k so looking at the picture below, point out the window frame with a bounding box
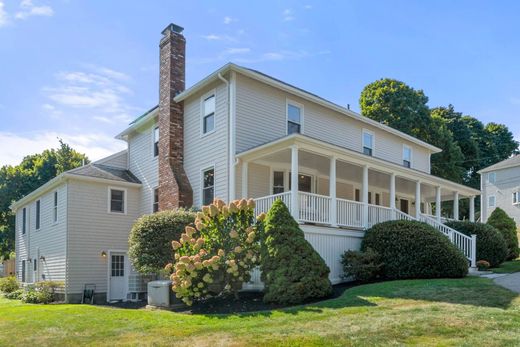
[35,199,41,230]
[107,187,127,214]
[153,187,159,213]
[153,126,159,158]
[286,99,304,135]
[200,91,216,137]
[53,191,58,223]
[513,191,520,206]
[272,171,285,195]
[362,129,374,156]
[201,166,215,206]
[488,195,496,208]
[403,144,412,168]
[488,172,496,184]
[22,207,27,235]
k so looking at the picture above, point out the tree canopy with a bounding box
[0,140,89,260]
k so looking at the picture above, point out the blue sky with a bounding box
[1,0,519,165]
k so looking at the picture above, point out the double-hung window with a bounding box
[35,200,41,230]
[109,188,126,213]
[202,94,215,134]
[287,102,302,134]
[273,171,285,194]
[403,145,412,168]
[488,172,496,184]
[362,130,374,156]
[202,168,215,206]
[53,191,58,223]
[489,195,496,208]
[22,207,27,235]
[153,127,159,157]
[513,191,520,205]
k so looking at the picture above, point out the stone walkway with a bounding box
[493,272,520,294]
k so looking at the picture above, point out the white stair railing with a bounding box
[419,214,476,267]
[368,205,393,227]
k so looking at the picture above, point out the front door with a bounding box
[400,199,409,214]
[109,253,126,301]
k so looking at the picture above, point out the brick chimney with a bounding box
[158,23,193,210]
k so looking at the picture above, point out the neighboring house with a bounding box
[11,23,480,302]
[479,155,520,223]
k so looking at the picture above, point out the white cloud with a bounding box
[223,16,235,24]
[282,9,295,21]
[201,33,238,43]
[304,5,313,10]
[0,131,125,166]
[233,49,330,64]
[225,47,251,54]
[15,0,53,20]
[0,1,8,27]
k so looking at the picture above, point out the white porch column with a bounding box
[435,186,442,222]
[241,161,248,198]
[290,145,299,220]
[362,165,369,228]
[415,181,421,218]
[453,192,459,220]
[469,196,475,222]
[390,173,396,219]
[329,156,337,227]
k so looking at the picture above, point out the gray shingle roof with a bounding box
[480,155,520,173]
[67,164,141,184]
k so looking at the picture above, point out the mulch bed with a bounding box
[102,281,360,314]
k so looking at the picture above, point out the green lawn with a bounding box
[491,259,520,273]
[1,277,520,346]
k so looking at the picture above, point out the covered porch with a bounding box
[234,135,480,266]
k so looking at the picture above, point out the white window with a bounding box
[403,145,412,168]
[153,188,159,213]
[513,191,520,205]
[273,171,285,194]
[153,127,159,157]
[53,191,58,223]
[202,94,215,134]
[35,200,41,230]
[488,195,496,208]
[362,130,374,156]
[202,167,215,206]
[22,207,27,235]
[287,101,302,134]
[109,188,126,213]
[488,172,496,184]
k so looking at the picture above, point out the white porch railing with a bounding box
[253,191,476,268]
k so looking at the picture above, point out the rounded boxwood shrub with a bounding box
[362,220,468,279]
[129,209,196,274]
[445,221,508,267]
[260,200,332,305]
[487,208,519,260]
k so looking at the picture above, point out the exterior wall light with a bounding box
[101,251,107,258]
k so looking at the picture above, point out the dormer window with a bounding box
[202,94,215,134]
[403,145,412,168]
[362,130,374,156]
[287,101,302,135]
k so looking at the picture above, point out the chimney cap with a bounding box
[162,23,184,36]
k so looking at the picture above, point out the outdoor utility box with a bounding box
[147,280,171,307]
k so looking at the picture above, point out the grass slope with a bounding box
[491,259,520,273]
[1,277,520,346]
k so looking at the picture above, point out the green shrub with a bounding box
[129,209,196,274]
[341,248,383,282]
[171,199,262,306]
[446,221,508,267]
[260,200,332,305]
[362,220,468,279]
[487,208,519,260]
[0,276,19,293]
[21,288,53,304]
[4,289,24,300]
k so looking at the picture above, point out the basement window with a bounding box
[202,94,215,134]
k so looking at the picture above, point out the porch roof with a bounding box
[236,134,480,197]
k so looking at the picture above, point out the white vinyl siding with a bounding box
[128,120,158,214]
[184,80,228,207]
[66,180,140,296]
[481,166,520,223]
[94,150,128,169]
[235,74,432,173]
[15,184,68,284]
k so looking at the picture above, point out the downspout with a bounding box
[218,72,237,202]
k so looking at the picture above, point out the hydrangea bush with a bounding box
[168,198,264,306]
